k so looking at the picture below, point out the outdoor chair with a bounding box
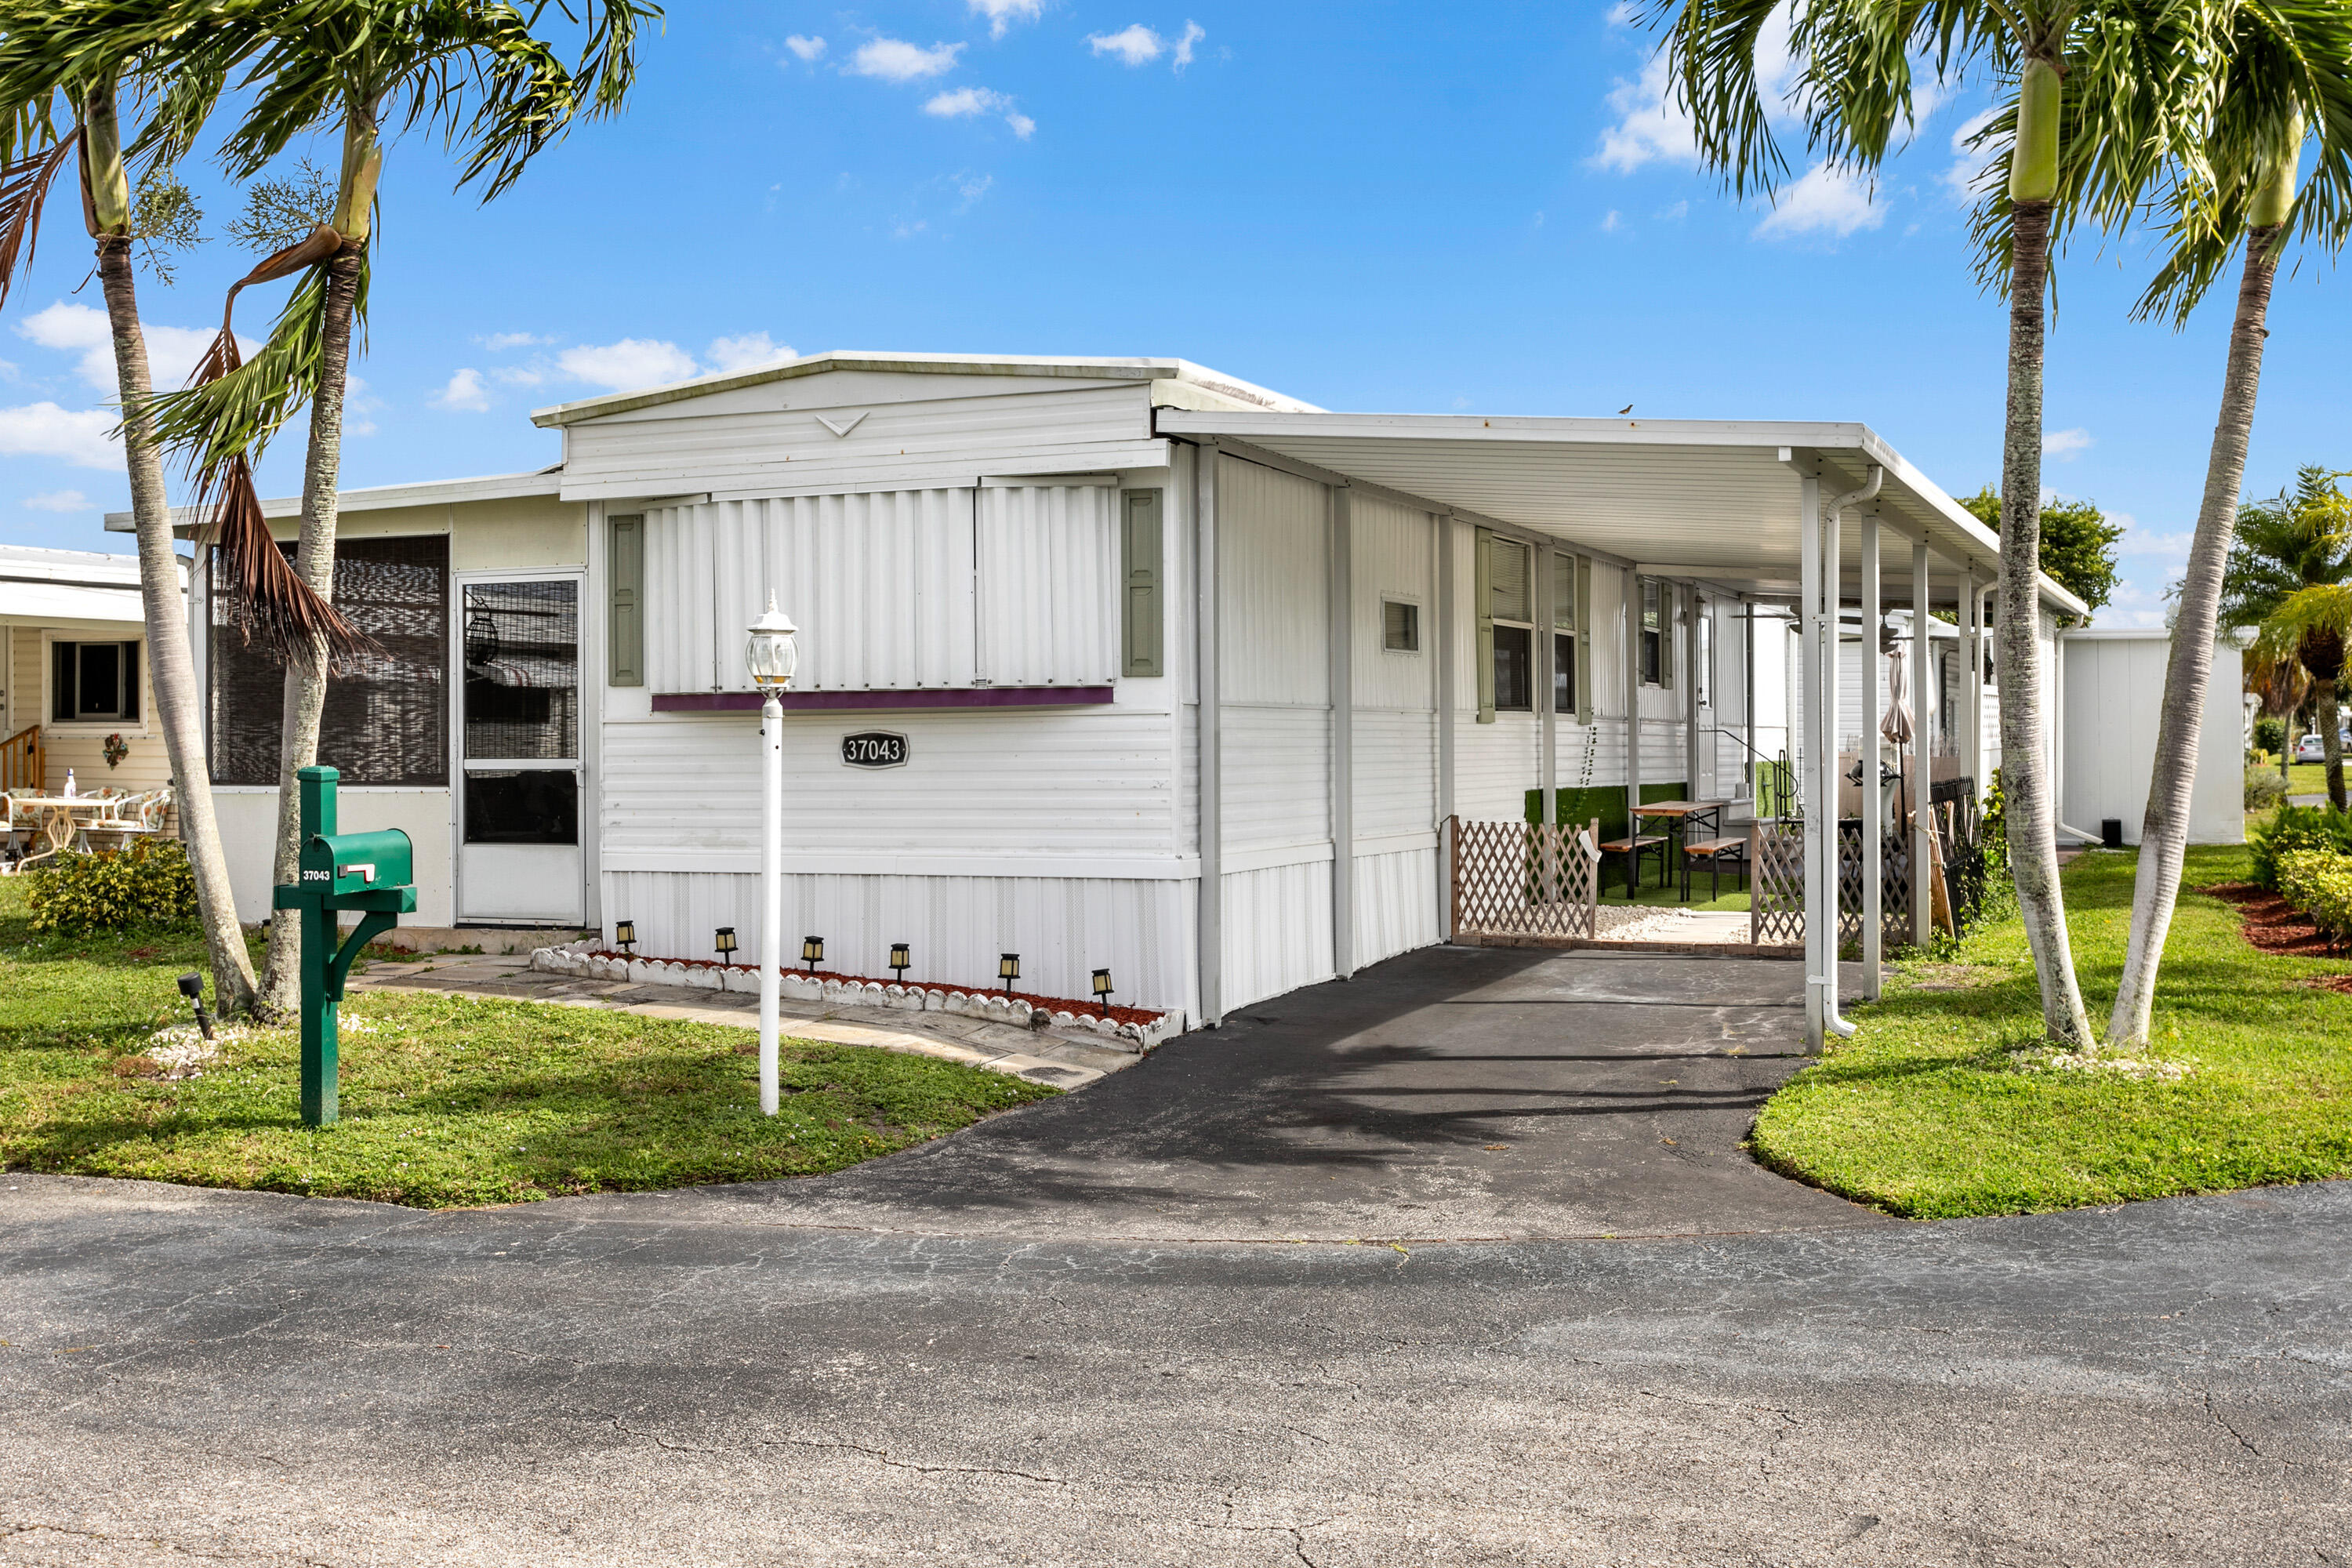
[1597,831,1668,898]
[1681,836,1749,902]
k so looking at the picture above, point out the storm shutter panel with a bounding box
[608,514,644,687]
[1575,554,1593,726]
[1120,488,1163,677]
[1474,528,1496,724]
[1661,583,1675,690]
[50,641,70,722]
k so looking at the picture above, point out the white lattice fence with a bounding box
[1450,817,1602,941]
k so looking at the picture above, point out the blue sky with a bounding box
[5,1,2346,628]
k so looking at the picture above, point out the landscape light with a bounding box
[998,953,1020,995]
[801,935,825,975]
[889,942,912,982]
[614,919,637,954]
[714,926,739,960]
[1091,968,1113,1008]
[176,972,214,1041]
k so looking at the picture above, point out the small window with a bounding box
[1121,489,1163,677]
[51,639,140,724]
[1488,538,1531,623]
[1383,599,1421,652]
[1554,631,1575,713]
[1696,602,1712,707]
[1552,552,1577,632]
[1639,579,1663,686]
[1494,626,1533,710]
[608,514,644,687]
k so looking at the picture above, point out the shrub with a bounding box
[2255,714,2288,757]
[21,840,198,935]
[2246,765,2288,812]
[2249,804,2352,890]
[2276,848,2352,943]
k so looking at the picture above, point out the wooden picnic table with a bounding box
[10,797,133,866]
[1632,800,1733,897]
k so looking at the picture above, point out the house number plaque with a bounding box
[840,731,909,769]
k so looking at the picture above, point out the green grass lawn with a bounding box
[0,880,1055,1207]
[1751,844,2352,1218]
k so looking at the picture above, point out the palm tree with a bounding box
[1653,0,2222,1047]
[2221,469,2352,808]
[0,4,357,1017]
[143,0,655,1011]
[2103,4,2352,1049]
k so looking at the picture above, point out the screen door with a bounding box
[456,575,583,924]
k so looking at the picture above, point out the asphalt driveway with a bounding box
[544,943,1884,1241]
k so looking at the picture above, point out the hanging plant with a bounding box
[102,732,129,769]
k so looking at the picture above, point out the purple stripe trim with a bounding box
[652,685,1115,713]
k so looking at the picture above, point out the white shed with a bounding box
[2059,629,2245,848]
[135,351,2087,1040]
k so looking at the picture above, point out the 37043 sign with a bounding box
[840,731,909,769]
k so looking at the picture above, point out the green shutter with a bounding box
[1474,528,1496,724]
[608,514,644,687]
[1574,554,1592,726]
[1660,583,1675,690]
[1121,489,1163,677]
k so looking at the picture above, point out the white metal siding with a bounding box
[1221,861,1334,1011]
[1352,495,1436,712]
[603,868,1194,1016]
[1355,844,1439,967]
[2060,633,2245,847]
[1355,710,1436,838]
[977,482,1117,685]
[645,502,718,691]
[1457,713,1539,818]
[1218,456,1329,706]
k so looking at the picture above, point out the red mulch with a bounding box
[580,950,1165,1026]
[2201,881,2346,958]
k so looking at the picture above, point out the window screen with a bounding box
[1383,600,1420,652]
[463,579,579,760]
[51,640,140,722]
[1488,538,1530,624]
[1553,553,1577,631]
[210,535,450,786]
[1494,626,1533,710]
[1640,579,1663,685]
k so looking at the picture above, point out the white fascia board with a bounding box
[531,350,1321,430]
[1159,408,2089,620]
[104,466,566,535]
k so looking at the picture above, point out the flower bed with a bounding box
[528,946,1184,1050]
[2274,848,2352,947]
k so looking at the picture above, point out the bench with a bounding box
[1598,833,1668,897]
[1681,836,1748,901]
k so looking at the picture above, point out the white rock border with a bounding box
[528,945,1185,1051]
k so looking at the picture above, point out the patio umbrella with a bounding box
[1881,643,1915,748]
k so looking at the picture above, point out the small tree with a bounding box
[2220,468,2352,808]
[1959,486,2125,625]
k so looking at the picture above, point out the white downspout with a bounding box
[1815,464,1882,1040]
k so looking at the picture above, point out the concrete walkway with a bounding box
[545,943,1883,1242]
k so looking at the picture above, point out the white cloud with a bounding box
[1605,0,1640,23]
[16,301,233,391]
[1600,209,1623,232]
[784,34,826,62]
[1590,56,1696,173]
[1944,106,2002,202]
[706,332,795,374]
[1656,199,1689,220]
[968,0,1041,39]
[850,38,964,82]
[1173,20,1204,69]
[0,402,117,469]
[956,173,994,211]
[2116,528,2196,557]
[2043,426,2093,459]
[1752,162,1882,238]
[1089,24,1164,65]
[493,365,548,387]
[434,368,492,412]
[557,338,699,390]
[479,331,546,350]
[24,489,90,512]
[342,372,379,437]
[924,86,1033,136]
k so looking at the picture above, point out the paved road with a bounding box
[3,948,2347,1565]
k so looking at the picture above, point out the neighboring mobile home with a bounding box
[123,352,2090,1033]
[0,544,176,797]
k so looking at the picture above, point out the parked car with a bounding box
[2296,734,2339,763]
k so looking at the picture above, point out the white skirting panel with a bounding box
[1355,844,1439,969]
[1220,860,1334,1012]
[601,869,1196,1018]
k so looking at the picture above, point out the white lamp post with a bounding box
[745,593,798,1116]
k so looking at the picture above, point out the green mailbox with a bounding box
[271,766,416,1127]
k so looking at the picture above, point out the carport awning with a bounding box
[1152,409,2086,617]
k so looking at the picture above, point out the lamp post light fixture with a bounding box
[614,919,637,955]
[177,972,216,1041]
[747,592,799,1118]
[998,952,1021,996]
[889,943,912,983]
[800,935,824,975]
[1091,968,1114,1011]
[714,926,739,961]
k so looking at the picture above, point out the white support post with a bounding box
[1798,474,1825,1048]
[1820,482,1846,1038]
[1625,564,1643,892]
[1965,571,1984,797]
[1196,442,1222,1027]
[1684,586,1700,797]
[1436,512,1457,938]
[1911,541,1933,946]
[1537,543,1558,836]
[1861,516,1883,1000]
[1330,486,1355,979]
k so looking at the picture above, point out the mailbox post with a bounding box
[271,766,416,1126]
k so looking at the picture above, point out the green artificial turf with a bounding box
[1750,844,2352,1218]
[0,880,1054,1207]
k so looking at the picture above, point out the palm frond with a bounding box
[0,133,72,311]
[194,449,372,665]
